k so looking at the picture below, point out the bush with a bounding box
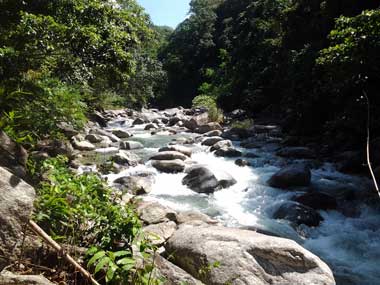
[33,156,161,284]
[0,75,87,143]
[192,94,224,122]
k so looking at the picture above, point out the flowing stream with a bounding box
[97,118,380,285]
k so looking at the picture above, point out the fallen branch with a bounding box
[28,220,100,285]
[364,91,380,198]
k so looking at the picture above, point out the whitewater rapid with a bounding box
[103,120,380,285]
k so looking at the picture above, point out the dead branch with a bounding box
[363,91,380,198]
[28,220,100,285]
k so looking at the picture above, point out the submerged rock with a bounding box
[294,192,337,210]
[235,158,251,167]
[267,164,311,189]
[151,159,185,173]
[165,225,335,285]
[273,201,323,227]
[150,151,187,161]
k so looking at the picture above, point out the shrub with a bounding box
[192,94,224,122]
[33,156,161,284]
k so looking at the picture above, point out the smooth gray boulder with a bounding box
[159,145,192,157]
[113,174,155,195]
[184,113,209,130]
[267,165,311,189]
[150,151,187,161]
[0,167,35,269]
[111,151,141,166]
[176,211,219,226]
[120,140,144,150]
[273,201,323,227]
[201,136,223,146]
[165,225,335,285]
[142,221,177,246]
[151,159,185,173]
[137,201,177,225]
[155,255,205,285]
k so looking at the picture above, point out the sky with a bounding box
[137,0,190,28]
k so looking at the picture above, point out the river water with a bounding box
[101,118,380,285]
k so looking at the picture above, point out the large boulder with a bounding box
[294,192,337,210]
[113,174,155,195]
[120,140,144,150]
[165,225,335,285]
[0,167,35,269]
[0,130,28,178]
[184,113,209,131]
[267,165,311,189]
[195,122,222,134]
[176,211,218,226]
[137,201,177,225]
[276,147,316,159]
[111,151,141,166]
[150,151,187,161]
[155,255,204,285]
[214,147,242,157]
[201,137,223,146]
[142,221,177,246]
[273,201,324,227]
[159,145,192,157]
[204,130,223,137]
[151,159,185,173]
[182,166,236,194]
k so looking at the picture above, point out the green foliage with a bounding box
[192,94,223,122]
[33,156,161,284]
[34,156,140,248]
[230,119,254,130]
[0,75,86,143]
